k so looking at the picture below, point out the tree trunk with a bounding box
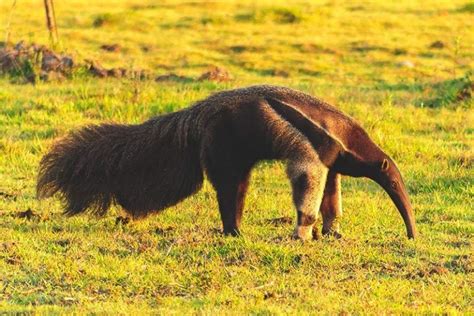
[44,0,59,46]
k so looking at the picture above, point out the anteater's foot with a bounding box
[322,229,342,239]
[223,228,241,237]
[292,225,313,241]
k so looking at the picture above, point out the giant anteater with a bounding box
[37,85,417,240]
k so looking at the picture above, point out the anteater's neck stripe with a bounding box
[268,98,361,159]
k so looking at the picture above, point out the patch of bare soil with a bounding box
[198,66,232,82]
[0,41,151,82]
[2,41,235,84]
[0,41,73,82]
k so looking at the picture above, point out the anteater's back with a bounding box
[37,85,368,219]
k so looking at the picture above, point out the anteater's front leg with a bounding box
[320,171,342,238]
[235,173,251,230]
[287,157,328,241]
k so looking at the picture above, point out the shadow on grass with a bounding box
[376,73,472,108]
[457,2,474,13]
[235,7,303,24]
[419,75,472,108]
[411,174,473,196]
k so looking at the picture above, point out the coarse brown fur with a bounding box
[37,85,417,239]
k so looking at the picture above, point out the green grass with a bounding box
[0,0,473,314]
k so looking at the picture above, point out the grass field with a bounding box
[0,0,473,314]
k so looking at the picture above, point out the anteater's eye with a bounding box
[391,181,398,189]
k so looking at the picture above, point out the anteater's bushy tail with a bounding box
[37,111,204,218]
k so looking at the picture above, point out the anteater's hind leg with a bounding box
[320,171,342,238]
[287,156,328,241]
[208,170,251,236]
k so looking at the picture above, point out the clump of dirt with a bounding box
[1,242,21,265]
[293,43,338,55]
[0,191,17,201]
[155,226,174,235]
[85,59,150,79]
[446,254,473,273]
[235,7,302,24]
[55,239,71,247]
[228,45,250,53]
[392,48,408,55]
[0,41,152,83]
[0,41,73,83]
[155,72,194,83]
[350,41,390,53]
[100,43,121,52]
[348,5,365,11]
[0,242,16,252]
[266,216,292,226]
[415,266,449,278]
[429,40,446,49]
[456,77,473,101]
[265,68,290,78]
[140,44,153,53]
[420,73,472,107]
[157,67,233,83]
[1,41,235,84]
[16,208,39,220]
[269,8,302,24]
[224,45,264,54]
[198,66,232,82]
[86,59,119,78]
[92,13,121,28]
[115,216,130,226]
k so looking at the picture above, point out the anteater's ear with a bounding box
[381,159,390,172]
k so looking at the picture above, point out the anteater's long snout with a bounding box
[382,179,417,239]
[391,188,417,239]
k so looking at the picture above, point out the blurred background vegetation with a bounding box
[0,0,472,314]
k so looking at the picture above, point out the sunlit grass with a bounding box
[0,0,473,314]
